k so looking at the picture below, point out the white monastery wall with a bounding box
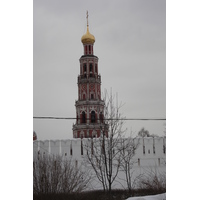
[33,137,166,189]
[33,137,165,167]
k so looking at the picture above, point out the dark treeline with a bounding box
[33,188,166,200]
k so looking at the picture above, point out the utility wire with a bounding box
[33,117,166,120]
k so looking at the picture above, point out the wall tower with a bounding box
[72,12,108,138]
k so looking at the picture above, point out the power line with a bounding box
[33,116,166,120]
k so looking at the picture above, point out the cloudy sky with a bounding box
[33,0,166,140]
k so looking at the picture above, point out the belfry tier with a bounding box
[73,23,108,139]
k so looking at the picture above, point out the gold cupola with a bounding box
[81,11,95,44]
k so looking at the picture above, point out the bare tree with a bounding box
[138,127,159,138]
[137,167,166,192]
[33,154,91,194]
[118,137,141,194]
[138,128,151,137]
[84,90,129,194]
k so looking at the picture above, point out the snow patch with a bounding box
[126,193,166,200]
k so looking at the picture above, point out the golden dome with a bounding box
[81,25,95,44]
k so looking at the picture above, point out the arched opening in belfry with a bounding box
[100,112,103,123]
[82,111,86,123]
[89,64,93,77]
[83,64,87,77]
[91,111,95,123]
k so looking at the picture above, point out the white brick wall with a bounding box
[33,136,166,190]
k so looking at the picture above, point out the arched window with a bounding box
[84,64,87,71]
[90,64,93,72]
[95,64,97,73]
[82,111,86,123]
[91,111,95,123]
[100,112,103,123]
[81,140,83,155]
[91,94,94,99]
[83,64,87,77]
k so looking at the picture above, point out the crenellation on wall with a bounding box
[60,140,69,156]
[134,137,143,157]
[38,140,49,156]
[34,137,165,167]
[50,140,60,155]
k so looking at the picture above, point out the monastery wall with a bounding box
[33,137,165,167]
[33,137,166,190]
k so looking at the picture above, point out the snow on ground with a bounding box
[126,193,166,200]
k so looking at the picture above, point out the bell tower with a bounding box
[72,11,108,138]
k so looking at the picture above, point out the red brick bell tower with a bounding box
[72,12,108,138]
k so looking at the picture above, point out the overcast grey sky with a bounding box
[33,0,166,140]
